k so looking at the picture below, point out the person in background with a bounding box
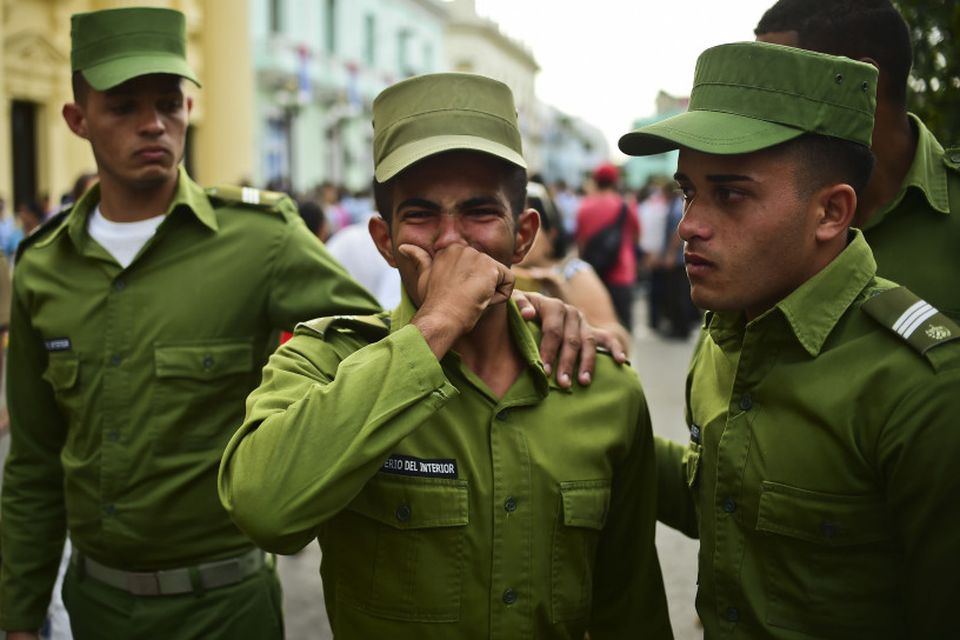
[551,178,580,236]
[575,163,640,330]
[515,181,631,352]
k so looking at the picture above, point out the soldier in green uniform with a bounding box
[620,41,960,638]
[0,7,384,639]
[756,0,960,320]
[219,72,673,639]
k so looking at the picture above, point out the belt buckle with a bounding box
[126,571,162,596]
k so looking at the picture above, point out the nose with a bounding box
[677,200,710,243]
[138,107,165,136]
[433,213,467,251]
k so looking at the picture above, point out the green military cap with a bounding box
[619,41,877,156]
[372,72,526,183]
[71,7,200,91]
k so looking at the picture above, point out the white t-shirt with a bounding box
[88,206,165,268]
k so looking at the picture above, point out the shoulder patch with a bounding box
[294,314,391,340]
[205,185,288,211]
[862,286,960,355]
[15,207,70,261]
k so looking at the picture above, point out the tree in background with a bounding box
[893,0,960,144]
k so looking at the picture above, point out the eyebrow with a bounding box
[395,195,505,212]
[673,171,754,183]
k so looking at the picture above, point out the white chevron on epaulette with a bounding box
[892,300,939,339]
[241,187,261,205]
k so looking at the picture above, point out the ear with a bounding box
[511,208,541,265]
[813,183,857,243]
[368,215,398,267]
[186,94,194,116]
[62,102,88,139]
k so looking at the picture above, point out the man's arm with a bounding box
[0,282,68,633]
[588,388,673,639]
[879,369,960,638]
[219,244,509,553]
[655,436,698,537]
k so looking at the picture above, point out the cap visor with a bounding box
[82,55,200,91]
[619,111,803,157]
[375,135,526,183]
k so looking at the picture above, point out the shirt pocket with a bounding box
[151,339,255,450]
[755,481,902,638]
[551,480,611,623]
[42,353,82,418]
[330,475,470,623]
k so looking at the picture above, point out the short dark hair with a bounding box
[755,0,912,106]
[71,71,89,104]
[527,185,570,259]
[778,133,875,198]
[373,152,528,225]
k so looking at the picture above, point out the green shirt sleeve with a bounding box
[655,435,698,538]
[266,207,381,329]
[589,400,673,639]
[218,324,458,553]
[0,280,69,631]
[876,368,960,637]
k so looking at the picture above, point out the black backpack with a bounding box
[580,202,628,277]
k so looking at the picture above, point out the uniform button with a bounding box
[110,354,122,366]
[104,504,116,516]
[722,497,737,513]
[113,279,126,291]
[504,496,517,513]
[738,394,753,411]
[107,430,120,442]
[495,410,508,422]
[395,504,411,523]
[502,588,518,605]
[725,606,740,622]
[202,354,215,370]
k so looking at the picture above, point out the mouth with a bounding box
[134,147,171,162]
[684,252,715,277]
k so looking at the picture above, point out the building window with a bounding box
[364,14,376,65]
[397,29,411,76]
[269,0,283,34]
[324,0,337,55]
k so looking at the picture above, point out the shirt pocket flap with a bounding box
[347,476,469,530]
[42,355,79,390]
[757,481,891,546]
[154,341,254,381]
[560,481,611,530]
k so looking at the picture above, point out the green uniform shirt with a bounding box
[0,169,380,630]
[219,295,672,639]
[861,114,960,319]
[657,231,960,639]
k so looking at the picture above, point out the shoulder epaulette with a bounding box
[15,207,70,261]
[294,314,391,340]
[205,185,288,211]
[862,286,960,357]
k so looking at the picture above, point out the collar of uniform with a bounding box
[868,114,951,228]
[770,230,876,356]
[57,167,218,250]
[389,287,552,395]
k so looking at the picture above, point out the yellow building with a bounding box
[0,0,255,212]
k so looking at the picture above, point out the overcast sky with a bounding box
[473,0,781,160]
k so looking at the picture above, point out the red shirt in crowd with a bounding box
[575,191,640,286]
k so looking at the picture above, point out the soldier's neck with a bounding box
[853,104,916,228]
[454,304,523,399]
[96,173,178,222]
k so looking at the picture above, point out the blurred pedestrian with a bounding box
[0,7,381,639]
[551,178,580,235]
[575,163,640,330]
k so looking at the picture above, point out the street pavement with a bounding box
[276,294,703,639]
